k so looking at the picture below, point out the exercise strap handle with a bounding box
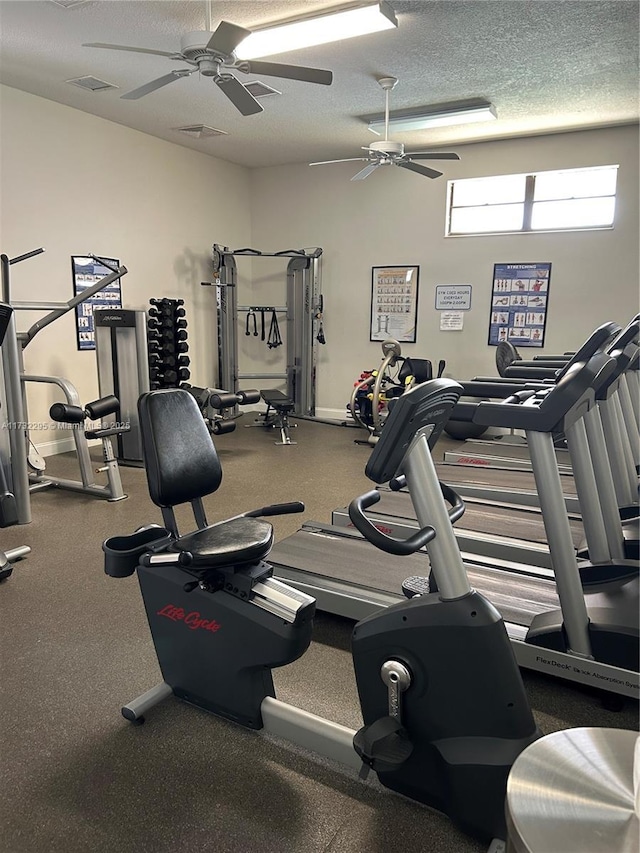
[267,310,282,348]
[245,310,258,336]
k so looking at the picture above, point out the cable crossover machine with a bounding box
[204,245,325,444]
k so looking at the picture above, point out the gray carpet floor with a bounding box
[1,416,637,853]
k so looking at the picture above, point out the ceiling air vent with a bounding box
[244,81,281,98]
[66,76,118,92]
[50,0,90,8]
[174,125,228,139]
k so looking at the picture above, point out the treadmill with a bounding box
[270,339,639,700]
[331,319,639,572]
[445,317,639,517]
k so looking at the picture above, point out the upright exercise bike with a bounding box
[103,381,540,846]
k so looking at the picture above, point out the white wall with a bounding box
[249,125,639,417]
[0,84,251,452]
[2,85,638,434]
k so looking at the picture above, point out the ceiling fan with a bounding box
[310,77,460,180]
[83,2,332,116]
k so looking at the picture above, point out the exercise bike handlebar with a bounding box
[389,475,466,525]
[243,501,305,518]
[349,490,437,556]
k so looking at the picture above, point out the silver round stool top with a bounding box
[506,727,639,853]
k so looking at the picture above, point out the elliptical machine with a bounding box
[103,381,540,846]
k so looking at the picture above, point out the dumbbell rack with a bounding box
[147,299,191,390]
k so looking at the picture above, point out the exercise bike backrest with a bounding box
[136,389,304,548]
[398,357,433,385]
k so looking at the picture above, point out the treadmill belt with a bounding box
[269,530,560,627]
[269,528,431,593]
[433,460,576,496]
[371,489,585,548]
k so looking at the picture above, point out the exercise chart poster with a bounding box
[488,262,551,348]
[370,265,419,343]
[71,256,122,351]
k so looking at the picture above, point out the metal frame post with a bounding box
[563,419,611,564]
[526,430,593,659]
[1,253,37,523]
[403,433,472,601]
[582,406,627,561]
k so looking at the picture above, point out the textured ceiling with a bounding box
[0,0,638,168]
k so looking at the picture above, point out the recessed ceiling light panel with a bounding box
[236,2,397,59]
[367,101,497,134]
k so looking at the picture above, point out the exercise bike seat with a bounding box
[138,389,275,572]
[168,518,274,569]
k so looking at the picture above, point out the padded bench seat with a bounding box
[256,389,297,445]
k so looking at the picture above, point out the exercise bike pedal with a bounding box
[353,716,414,773]
[401,575,432,598]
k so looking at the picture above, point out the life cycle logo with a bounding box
[157,604,222,634]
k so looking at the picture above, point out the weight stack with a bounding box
[147,298,191,390]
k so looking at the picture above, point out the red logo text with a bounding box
[157,604,221,633]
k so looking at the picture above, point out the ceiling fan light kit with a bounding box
[235,2,398,60]
[367,101,497,134]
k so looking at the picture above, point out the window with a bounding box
[446,165,618,236]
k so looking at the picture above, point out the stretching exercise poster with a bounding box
[488,262,551,347]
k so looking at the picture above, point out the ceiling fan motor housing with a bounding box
[370,139,404,156]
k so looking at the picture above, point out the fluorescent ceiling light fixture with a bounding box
[236,2,397,60]
[368,102,497,135]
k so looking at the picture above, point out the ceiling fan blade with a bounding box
[121,70,193,100]
[215,74,263,115]
[83,42,180,58]
[406,152,461,160]
[397,160,443,179]
[351,163,381,181]
[206,21,252,55]
[310,158,370,166]
[240,60,332,86]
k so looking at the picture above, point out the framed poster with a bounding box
[488,262,551,348]
[71,255,123,351]
[370,265,419,343]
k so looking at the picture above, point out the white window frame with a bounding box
[445,165,619,237]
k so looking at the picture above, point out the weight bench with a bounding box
[257,390,297,446]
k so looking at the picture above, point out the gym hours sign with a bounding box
[488,262,551,347]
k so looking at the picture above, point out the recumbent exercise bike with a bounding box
[103,380,540,847]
